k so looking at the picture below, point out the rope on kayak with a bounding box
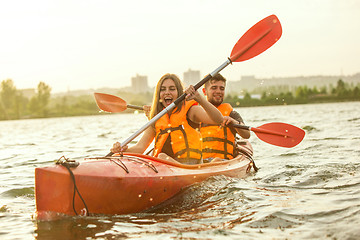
[236,147,258,173]
[239,150,258,173]
[126,156,158,173]
[88,156,158,173]
[56,156,89,216]
[235,140,258,173]
[145,148,154,155]
[110,158,129,173]
[247,158,258,173]
[87,157,130,173]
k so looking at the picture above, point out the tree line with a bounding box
[225,79,360,107]
[0,79,98,120]
[1,78,359,121]
[1,79,52,120]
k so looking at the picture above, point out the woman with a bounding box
[110,73,223,164]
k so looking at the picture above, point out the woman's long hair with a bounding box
[149,73,185,119]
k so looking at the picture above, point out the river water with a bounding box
[1,102,359,240]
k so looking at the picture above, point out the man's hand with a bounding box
[221,116,239,127]
[221,116,250,139]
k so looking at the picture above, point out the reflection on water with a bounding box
[35,217,119,240]
[1,102,360,239]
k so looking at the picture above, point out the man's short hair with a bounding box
[205,73,226,88]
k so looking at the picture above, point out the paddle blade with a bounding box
[252,122,305,148]
[230,15,282,62]
[94,92,127,113]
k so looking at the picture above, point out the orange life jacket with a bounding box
[200,103,235,160]
[153,100,202,164]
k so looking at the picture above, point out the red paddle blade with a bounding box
[230,15,282,62]
[94,92,127,113]
[251,122,305,148]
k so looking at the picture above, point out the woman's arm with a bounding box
[185,85,223,125]
[111,127,155,153]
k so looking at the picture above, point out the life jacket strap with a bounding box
[158,125,183,135]
[175,148,202,157]
[157,125,202,160]
[202,136,233,145]
[202,148,234,159]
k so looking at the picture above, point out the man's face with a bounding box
[203,80,225,106]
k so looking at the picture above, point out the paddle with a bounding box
[106,14,282,157]
[233,122,305,148]
[94,93,304,147]
[94,92,143,113]
[94,94,304,147]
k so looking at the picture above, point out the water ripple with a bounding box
[1,102,360,239]
[1,187,34,198]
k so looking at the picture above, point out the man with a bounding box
[201,73,250,161]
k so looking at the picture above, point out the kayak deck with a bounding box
[35,142,254,219]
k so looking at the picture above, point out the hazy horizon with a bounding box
[10,70,360,94]
[1,0,359,93]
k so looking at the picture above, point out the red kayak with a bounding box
[35,141,254,220]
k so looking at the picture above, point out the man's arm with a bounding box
[229,110,250,139]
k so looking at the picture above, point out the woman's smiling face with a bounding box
[159,78,178,108]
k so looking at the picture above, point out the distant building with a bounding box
[226,72,360,94]
[241,75,256,81]
[183,69,200,86]
[131,74,149,92]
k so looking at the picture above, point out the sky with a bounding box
[1,0,359,93]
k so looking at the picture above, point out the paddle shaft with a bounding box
[120,60,231,149]
[232,122,305,148]
[127,104,143,111]
[119,27,274,148]
[233,124,288,137]
[105,15,281,156]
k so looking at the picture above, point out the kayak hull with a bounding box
[35,142,253,219]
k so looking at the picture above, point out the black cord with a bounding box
[145,148,154,155]
[62,163,89,216]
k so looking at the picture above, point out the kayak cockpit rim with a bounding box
[85,152,253,170]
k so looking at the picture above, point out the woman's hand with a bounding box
[185,85,200,101]
[143,105,151,119]
[110,141,128,153]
